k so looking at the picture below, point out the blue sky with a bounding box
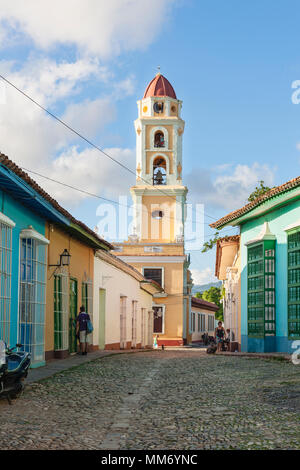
[1,0,300,285]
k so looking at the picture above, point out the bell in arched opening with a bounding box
[154,131,165,148]
[153,156,167,185]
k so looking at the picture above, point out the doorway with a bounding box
[99,288,106,349]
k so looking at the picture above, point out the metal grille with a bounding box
[288,231,300,337]
[132,301,137,347]
[0,222,12,345]
[191,312,195,332]
[247,241,276,338]
[82,280,93,321]
[207,314,215,332]
[143,268,162,286]
[120,296,127,349]
[18,238,47,364]
[148,310,153,347]
[141,308,146,347]
[54,270,69,351]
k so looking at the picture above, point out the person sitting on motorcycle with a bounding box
[215,321,226,352]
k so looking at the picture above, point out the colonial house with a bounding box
[93,250,162,350]
[215,235,241,351]
[190,297,218,343]
[211,176,300,353]
[0,152,112,367]
[113,73,193,346]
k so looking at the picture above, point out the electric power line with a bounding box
[22,166,219,227]
[0,73,218,222]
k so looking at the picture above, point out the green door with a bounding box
[69,278,78,353]
[99,289,106,349]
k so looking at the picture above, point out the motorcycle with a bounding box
[0,343,31,404]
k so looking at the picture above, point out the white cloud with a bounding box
[191,267,217,286]
[185,162,275,211]
[0,0,176,57]
[0,58,135,207]
[34,146,135,206]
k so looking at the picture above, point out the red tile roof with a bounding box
[215,235,240,278]
[191,296,218,312]
[210,176,300,229]
[0,152,113,250]
[143,73,177,99]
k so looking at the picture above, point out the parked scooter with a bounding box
[0,343,31,404]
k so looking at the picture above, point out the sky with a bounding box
[1,0,300,286]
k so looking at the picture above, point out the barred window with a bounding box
[54,270,69,351]
[288,231,300,338]
[247,241,276,338]
[0,215,14,345]
[143,268,163,287]
[207,315,215,331]
[82,280,93,320]
[18,235,48,364]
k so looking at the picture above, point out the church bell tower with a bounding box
[131,72,188,243]
[114,72,192,347]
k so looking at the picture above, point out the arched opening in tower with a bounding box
[153,157,167,185]
[154,131,165,148]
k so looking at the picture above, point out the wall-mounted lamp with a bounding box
[49,249,71,267]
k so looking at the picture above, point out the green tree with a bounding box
[195,286,223,321]
[201,231,220,253]
[248,180,272,202]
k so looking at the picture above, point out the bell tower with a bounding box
[131,72,188,243]
[114,73,192,348]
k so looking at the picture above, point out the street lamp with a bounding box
[49,249,71,267]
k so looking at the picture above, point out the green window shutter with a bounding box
[54,272,69,351]
[247,240,276,338]
[287,231,300,338]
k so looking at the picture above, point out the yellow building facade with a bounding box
[114,73,192,346]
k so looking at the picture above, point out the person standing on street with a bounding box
[76,305,91,355]
[214,321,226,353]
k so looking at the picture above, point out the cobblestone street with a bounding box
[0,350,299,450]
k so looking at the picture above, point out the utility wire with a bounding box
[0,73,218,222]
[22,166,218,226]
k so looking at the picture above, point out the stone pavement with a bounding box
[0,350,299,450]
[27,349,147,383]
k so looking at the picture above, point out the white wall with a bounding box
[93,255,154,349]
[191,309,216,342]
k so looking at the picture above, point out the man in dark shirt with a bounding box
[76,305,91,355]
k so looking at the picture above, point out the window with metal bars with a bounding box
[287,231,300,338]
[82,280,93,320]
[208,315,215,331]
[191,312,195,332]
[18,238,47,364]
[54,271,69,351]
[0,220,13,346]
[143,268,163,287]
[247,240,276,338]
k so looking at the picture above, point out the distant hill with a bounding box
[192,281,222,295]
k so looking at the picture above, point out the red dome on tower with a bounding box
[143,73,177,99]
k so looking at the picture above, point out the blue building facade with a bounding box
[0,156,69,367]
[211,180,300,354]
